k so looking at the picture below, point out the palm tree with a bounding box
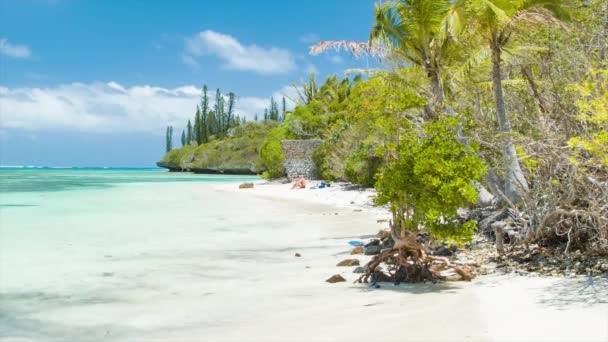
[370,0,454,106]
[453,0,569,202]
[291,73,318,105]
[312,0,457,115]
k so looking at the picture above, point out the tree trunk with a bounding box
[491,44,529,203]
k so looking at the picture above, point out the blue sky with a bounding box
[0,0,377,166]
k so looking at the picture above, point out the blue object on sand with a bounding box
[348,240,364,246]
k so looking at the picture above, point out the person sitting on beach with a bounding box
[291,175,306,189]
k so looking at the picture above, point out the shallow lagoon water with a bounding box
[0,168,377,341]
[0,169,269,340]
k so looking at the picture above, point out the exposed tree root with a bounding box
[355,231,474,284]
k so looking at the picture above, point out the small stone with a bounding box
[354,209,362,212]
[295,253,301,257]
[101,272,114,277]
[336,259,360,266]
[350,201,355,204]
[434,245,453,256]
[239,182,254,189]
[350,246,364,255]
[365,239,380,247]
[326,274,346,283]
[364,245,382,256]
[600,263,608,272]
[353,266,367,274]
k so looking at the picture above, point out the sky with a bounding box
[0,0,377,167]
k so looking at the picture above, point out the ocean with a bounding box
[0,168,265,340]
[0,168,385,341]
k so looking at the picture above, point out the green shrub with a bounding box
[259,124,292,179]
[374,116,487,244]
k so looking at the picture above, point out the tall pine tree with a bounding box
[165,126,173,152]
[200,85,209,143]
[214,88,224,136]
[193,105,202,145]
[186,120,192,144]
[180,130,186,147]
[281,96,287,122]
[226,92,235,129]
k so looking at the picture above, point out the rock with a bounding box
[381,236,394,248]
[295,253,301,257]
[353,266,367,274]
[239,182,254,189]
[434,246,452,256]
[365,239,380,247]
[364,245,382,256]
[377,230,390,239]
[600,263,608,272]
[350,246,364,255]
[101,272,114,277]
[326,274,346,283]
[336,259,360,266]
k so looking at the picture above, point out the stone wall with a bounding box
[280,139,323,181]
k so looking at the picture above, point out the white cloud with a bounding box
[0,82,291,132]
[0,38,31,58]
[184,30,296,75]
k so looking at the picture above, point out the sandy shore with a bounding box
[209,180,608,342]
[3,179,605,341]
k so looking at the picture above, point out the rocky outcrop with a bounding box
[155,161,183,172]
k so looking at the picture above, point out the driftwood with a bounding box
[356,225,473,284]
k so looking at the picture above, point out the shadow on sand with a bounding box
[535,275,608,309]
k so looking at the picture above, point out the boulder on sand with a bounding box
[350,246,364,255]
[336,259,360,266]
[326,274,346,283]
[364,245,382,255]
[239,182,254,189]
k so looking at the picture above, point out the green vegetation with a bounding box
[165,126,173,153]
[160,121,277,173]
[160,0,607,249]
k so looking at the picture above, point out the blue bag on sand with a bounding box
[348,240,364,246]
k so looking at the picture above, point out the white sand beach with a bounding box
[205,180,608,342]
[1,179,606,341]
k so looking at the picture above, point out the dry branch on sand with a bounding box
[356,229,474,284]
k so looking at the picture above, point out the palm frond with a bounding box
[310,40,386,58]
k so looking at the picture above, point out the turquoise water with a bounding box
[0,168,266,340]
[0,167,258,194]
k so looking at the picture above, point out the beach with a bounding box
[1,171,606,341]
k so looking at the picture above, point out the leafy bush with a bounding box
[568,68,608,167]
[259,123,293,179]
[374,116,487,244]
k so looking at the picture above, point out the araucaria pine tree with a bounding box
[193,105,202,145]
[281,96,287,121]
[165,125,173,152]
[200,85,209,143]
[180,130,186,147]
[186,120,192,144]
[226,92,235,128]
